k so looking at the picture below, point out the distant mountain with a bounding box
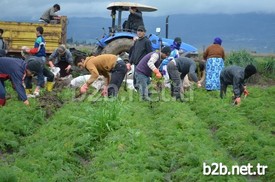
[67,13,275,53]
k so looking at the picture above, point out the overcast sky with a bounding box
[1,0,275,20]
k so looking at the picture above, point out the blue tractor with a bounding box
[91,2,198,56]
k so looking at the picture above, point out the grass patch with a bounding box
[0,83,274,181]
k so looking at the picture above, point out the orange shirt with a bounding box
[83,54,117,85]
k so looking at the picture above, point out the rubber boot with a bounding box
[46,82,54,92]
[0,98,6,106]
[25,89,32,94]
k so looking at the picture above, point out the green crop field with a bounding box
[0,51,274,181]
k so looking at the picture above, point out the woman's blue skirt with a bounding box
[205,57,224,90]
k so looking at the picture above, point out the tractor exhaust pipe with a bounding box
[166,15,169,38]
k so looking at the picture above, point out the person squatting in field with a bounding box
[74,54,127,97]
[21,47,55,97]
[135,46,171,101]
[203,37,225,91]
[0,57,29,106]
[167,56,202,102]
[220,64,257,105]
[48,44,73,78]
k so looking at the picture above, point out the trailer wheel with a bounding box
[102,38,134,55]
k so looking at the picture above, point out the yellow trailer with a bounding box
[0,16,67,56]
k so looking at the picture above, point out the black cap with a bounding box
[161,46,171,56]
[244,64,257,79]
[137,26,146,32]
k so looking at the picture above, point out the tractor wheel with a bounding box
[101,38,134,55]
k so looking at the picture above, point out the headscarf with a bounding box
[213,37,222,45]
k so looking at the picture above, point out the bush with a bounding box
[262,57,275,76]
[226,50,257,67]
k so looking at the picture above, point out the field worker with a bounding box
[135,46,171,101]
[0,28,8,57]
[26,26,46,63]
[40,4,61,24]
[0,57,29,106]
[21,47,54,96]
[48,44,73,78]
[74,54,127,97]
[125,7,144,32]
[220,64,257,106]
[203,37,225,91]
[167,56,202,102]
[128,25,152,89]
[159,37,182,87]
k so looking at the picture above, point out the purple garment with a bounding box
[136,52,161,77]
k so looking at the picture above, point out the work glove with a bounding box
[101,85,108,97]
[234,97,241,106]
[153,69,162,79]
[80,83,88,94]
[244,89,249,97]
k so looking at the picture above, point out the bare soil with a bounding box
[38,91,64,118]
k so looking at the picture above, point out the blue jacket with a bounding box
[0,57,27,101]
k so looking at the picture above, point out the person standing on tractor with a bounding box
[220,64,257,106]
[26,26,46,63]
[0,29,8,57]
[0,57,29,106]
[74,54,127,97]
[21,47,55,97]
[135,46,171,101]
[40,4,61,24]
[48,44,73,78]
[127,26,152,90]
[167,56,202,102]
[125,7,144,32]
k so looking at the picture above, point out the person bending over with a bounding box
[220,64,257,105]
